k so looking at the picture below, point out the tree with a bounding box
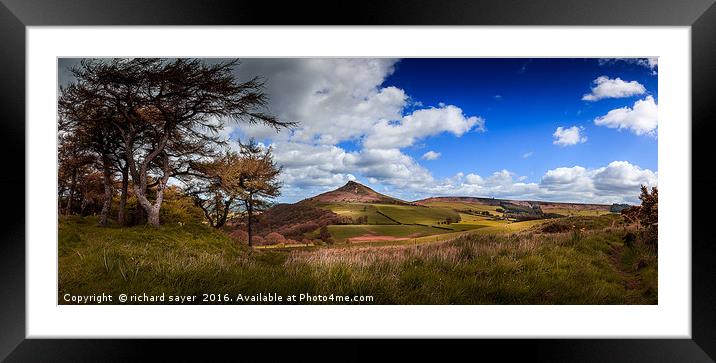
[58,88,123,226]
[184,151,243,228]
[58,133,95,215]
[638,185,658,246]
[235,139,282,246]
[621,205,641,228]
[620,185,658,247]
[60,58,292,227]
[319,226,333,244]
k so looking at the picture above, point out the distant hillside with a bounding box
[250,203,346,241]
[415,196,502,206]
[415,196,612,220]
[415,196,611,211]
[231,184,617,241]
[303,181,409,205]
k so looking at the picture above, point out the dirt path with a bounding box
[608,244,642,290]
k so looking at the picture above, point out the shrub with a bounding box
[251,235,265,246]
[265,232,287,245]
[622,232,637,248]
[621,185,658,248]
[230,230,249,244]
[159,186,206,225]
[540,222,571,233]
[319,226,334,244]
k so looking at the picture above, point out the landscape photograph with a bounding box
[57,57,658,305]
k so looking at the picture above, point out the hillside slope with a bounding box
[416,196,611,212]
[303,181,409,205]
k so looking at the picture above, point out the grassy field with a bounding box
[325,224,450,243]
[374,204,460,225]
[317,202,397,224]
[420,200,502,214]
[59,214,656,304]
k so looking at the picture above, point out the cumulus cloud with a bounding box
[540,166,594,194]
[216,58,488,201]
[403,161,655,204]
[421,161,655,204]
[539,161,657,203]
[553,126,587,146]
[204,58,654,205]
[581,76,646,101]
[422,151,441,160]
[591,161,658,194]
[270,135,657,204]
[594,96,658,136]
[598,58,658,75]
[270,141,435,199]
[232,58,406,144]
[363,105,485,149]
[231,59,483,148]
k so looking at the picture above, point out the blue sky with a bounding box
[226,58,658,204]
[352,58,657,182]
[59,58,659,204]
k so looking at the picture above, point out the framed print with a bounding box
[1,0,715,361]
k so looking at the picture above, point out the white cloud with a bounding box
[539,161,657,203]
[553,126,587,146]
[231,58,406,145]
[363,105,485,149]
[415,161,655,204]
[206,59,655,205]
[591,161,658,194]
[271,138,657,204]
[599,58,658,75]
[522,151,533,159]
[345,148,434,187]
[414,161,655,204]
[541,166,594,192]
[422,151,441,160]
[226,58,484,150]
[594,96,658,136]
[581,76,646,101]
[464,173,483,185]
[270,141,435,201]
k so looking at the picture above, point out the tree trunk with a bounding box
[247,198,253,246]
[146,206,160,227]
[65,170,77,215]
[215,198,233,229]
[135,202,145,225]
[131,153,170,228]
[99,154,113,226]
[133,184,166,228]
[117,166,129,226]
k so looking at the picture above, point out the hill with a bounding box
[250,203,346,241]
[230,182,617,244]
[415,196,612,217]
[302,181,409,205]
[415,196,610,209]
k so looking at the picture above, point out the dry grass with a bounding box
[59,215,656,305]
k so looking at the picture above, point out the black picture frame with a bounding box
[1,0,714,361]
